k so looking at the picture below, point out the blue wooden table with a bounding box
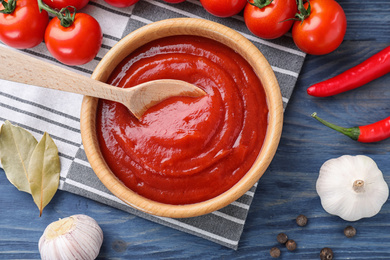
[1,1,389,259]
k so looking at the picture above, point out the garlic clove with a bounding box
[39,214,103,260]
[316,155,389,222]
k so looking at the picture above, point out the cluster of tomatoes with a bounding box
[201,0,347,55]
[0,0,103,65]
[0,0,178,66]
[0,0,347,67]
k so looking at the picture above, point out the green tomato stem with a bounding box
[248,0,273,9]
[295,0,311,23]
[36,0,75,27]
[0,0,17,14]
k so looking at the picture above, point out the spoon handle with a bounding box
[0,46,124,102]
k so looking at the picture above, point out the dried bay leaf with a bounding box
[0,121,38,193]
[28,132,60,216]
[0,121,61,216]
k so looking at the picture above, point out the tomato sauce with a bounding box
[96,36,268,205]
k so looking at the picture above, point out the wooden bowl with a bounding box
[80,18,283,218]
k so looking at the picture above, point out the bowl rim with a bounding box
[80,18,283,218]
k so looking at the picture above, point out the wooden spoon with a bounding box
[0,46,206,119]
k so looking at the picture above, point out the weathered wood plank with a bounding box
[1,0,390,259]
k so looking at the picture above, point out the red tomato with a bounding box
[292,0,347,55]
[42,0,90,11]
[45,13,102,66]
[103,0,139,8]
[0,0,49,49]
[200,0,246,18]
[244,0,297,39]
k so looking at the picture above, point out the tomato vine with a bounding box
[248,0,273,9]
[294,0,311,23]
[36,0,75,27]
[0,0,17,14]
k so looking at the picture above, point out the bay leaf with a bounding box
[28,132,60,216]
[0,121,38,193]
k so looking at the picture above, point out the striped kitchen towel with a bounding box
[0,0,305,250]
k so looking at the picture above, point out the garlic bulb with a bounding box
[39,214,103,260]
[316,155,389,221]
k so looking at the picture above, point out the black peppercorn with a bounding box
[285,239,297,251]
[320,247,333,260]
[344,225,356,238]
[276,233,288,244]
[270,247,281,258]
[296,214,308,227]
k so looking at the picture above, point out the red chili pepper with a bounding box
[311,112,390,143]
[307,46,390,97]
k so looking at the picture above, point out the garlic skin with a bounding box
[39,214,103,260]
[316,155,389,222]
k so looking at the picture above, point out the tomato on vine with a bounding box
[292,0,347,55]
[42,0,89,11]
[45,13,102,66]
[0,0,49,49]
[200,0,246,18]
[103,0,139,8]
[37,0,102,65]
[244,0,297,39]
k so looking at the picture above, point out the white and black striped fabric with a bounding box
[0,0,305,249]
